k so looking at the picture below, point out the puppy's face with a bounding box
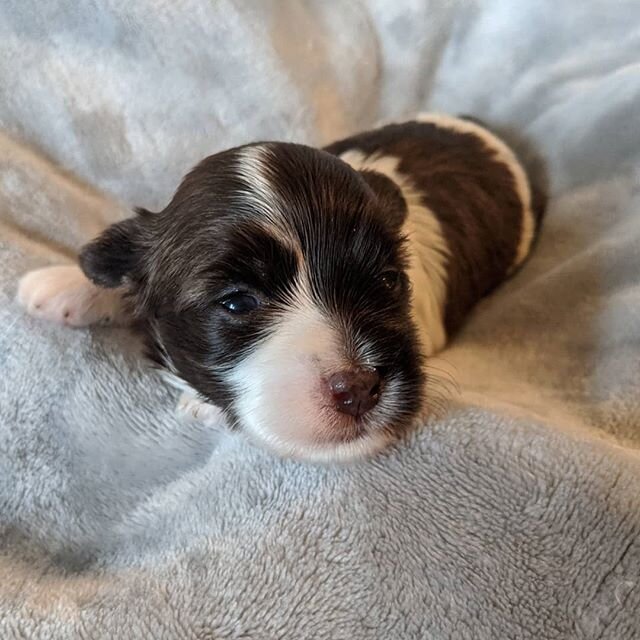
[81,143,424,461]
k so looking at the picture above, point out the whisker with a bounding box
[428,355,460,375]
[419,358,462,420]
[424,365,461,396]
[424,363,460,386]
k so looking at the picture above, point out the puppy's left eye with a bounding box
[219,292,260,314]
[380,269,401,291]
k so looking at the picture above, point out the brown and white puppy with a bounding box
[17,114,546,461]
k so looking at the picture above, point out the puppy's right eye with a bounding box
[219,292,260,315]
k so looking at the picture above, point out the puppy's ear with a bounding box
[79,208,149,287]
[359,170,407,232]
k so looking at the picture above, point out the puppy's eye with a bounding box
[219,292,260,314]
[380,269,400,291]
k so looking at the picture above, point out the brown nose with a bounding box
[328,367,381,417]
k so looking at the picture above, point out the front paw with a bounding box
[17,265,121,327]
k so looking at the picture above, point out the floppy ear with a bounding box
[79,210,147,288]
[359,170,408,232]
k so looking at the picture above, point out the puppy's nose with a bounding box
[328,367,381,417]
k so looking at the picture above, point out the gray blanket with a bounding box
[1,1,639,638]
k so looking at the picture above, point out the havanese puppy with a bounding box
[17,114,545,462]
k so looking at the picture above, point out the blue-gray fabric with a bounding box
[1,1,639,638]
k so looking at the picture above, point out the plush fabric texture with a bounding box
[1,1,640,638]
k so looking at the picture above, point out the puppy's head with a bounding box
[81,143,424,461]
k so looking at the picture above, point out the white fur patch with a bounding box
[158,356,230,430]
[16,265,126,327]
[176,390,227,428]
[228,282,392,462]
[235,145,283,225]
[416,112,535,271]
[235,144,302,259]
[340,149,449,356]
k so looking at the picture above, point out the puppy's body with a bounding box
[17,114,545,461]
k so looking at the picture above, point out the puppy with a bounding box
[17,114,545,461]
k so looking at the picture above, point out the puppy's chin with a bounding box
[244,427,394,463]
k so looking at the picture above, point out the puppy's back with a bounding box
[325,114,547,341]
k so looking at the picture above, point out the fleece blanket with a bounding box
[1,1,640,638]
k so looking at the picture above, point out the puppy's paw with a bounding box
[176,392,227,428]
[17,265,123,327]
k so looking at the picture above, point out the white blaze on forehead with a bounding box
[235,144,282,221]
[340,149,449,356]
[416,112,535,271]
[235,144,301,257]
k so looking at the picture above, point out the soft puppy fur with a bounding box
[17,114,545,461]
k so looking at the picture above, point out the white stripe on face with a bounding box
[235,144,304,261]
[340,149,449,357]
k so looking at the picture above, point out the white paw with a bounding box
[16,265,123,327]
[176,392,227,428]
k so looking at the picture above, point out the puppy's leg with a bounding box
[17,265,128,327]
